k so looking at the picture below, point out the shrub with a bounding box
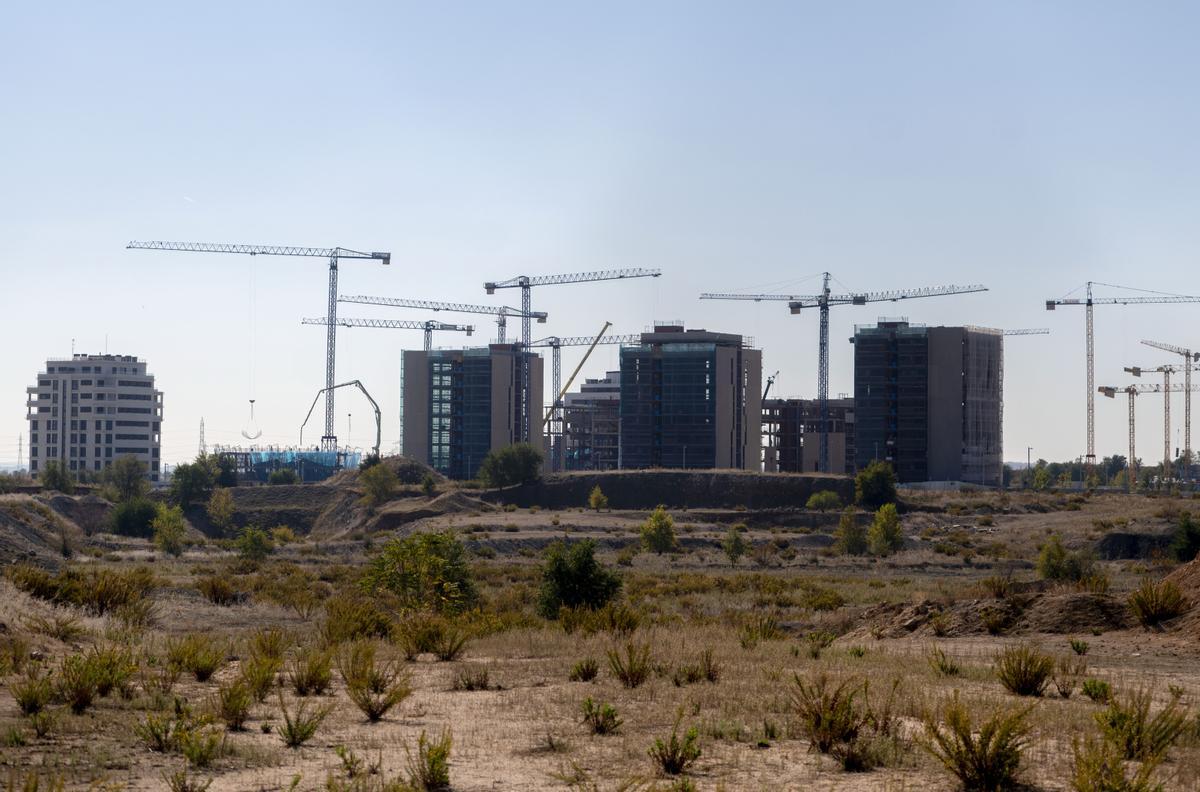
[421,473,437,496]
[1095,688,1189,762]
[791,673,870,754]
[1053,656,1088,699]
[405,728,452,791]
[1036,534,1096,583]
[21,612,86,643]
[338,641,412,722]
[537,539,621,619]
[1082,679,1112,704]
[640,506,677,554]
[177,724,223,768]
[581,698,622,734]
[806,490,842,511]
[995,644,1054,697]
[213,679,252,731]
[320,593,394,646]
[56,652,100,714]
[739,613,784,649]
[834,507,867,555]
[205,488,235,533]
[721,525,749,567]
[607,642,653,689]
[288,644,333,696]
[7,564,155,616]
[648,713,701,776]
[360,531,478,614]
[360,463,399,506]
[109,497,158,538]
[1071,735,1163,792]
[588,485,609,512]
[88,645,136,698]
[163,769,213,792]
[1170,511,1200,562]
[268,468,299,485]
[450,666,491,691]
[478,443,542,488]
[867,503,903,556]
[196,576,240,606]
[1070,638,1090,656]
[270,525,295,544]
[171,459,215,510]
[168,634,226,682]
[1128,579,1191,628]
[240,652,279,703]
[40,460,74,494]
[234,526,274,562]
[569,657,599,682]
[926,645,961,677]
[980,575,1012,599]
[855,460,897,509]
[152,504,188,557]
[922,693,1031,792]
[277,693,331,748]
[12,667,54,715]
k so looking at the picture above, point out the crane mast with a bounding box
[1141,339,1199,476]
[702,274,986,473]
[128,240,390,453]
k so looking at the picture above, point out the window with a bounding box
[105,434,112,444]
[94,420,101,430]
[30,447,37,458]
[30,420,37,430]
[31,461,38,472]
[31,433,38,444]
[70,420,77,430]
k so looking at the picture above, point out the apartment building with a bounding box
[26,354,164,481]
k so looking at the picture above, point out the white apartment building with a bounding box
[26,354,164,482]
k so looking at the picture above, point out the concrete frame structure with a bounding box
[619,324,761,470]
[562,371,621,471]
[26,354,163,481]
[763,397,854,474]
[401,344,543,480]
[853,320,1002,486]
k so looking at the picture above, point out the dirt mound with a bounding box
[326,456,441,488]
[1095,531,1172,560]
[1165,559,1200,638]
[0,495,89,566]
[368,490,491,535]
[47,494,112,535]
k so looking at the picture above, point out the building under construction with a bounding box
[213,446,361,483]
[562,371,620,470]
[401,344,543,479]
[763,397,855,474]
[619,324,761,470]
[853,320,1002,486]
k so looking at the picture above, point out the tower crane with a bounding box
[301,317,474,352]
[338,294,545,342]
[528,327,642,471]
[484,268,662,443]
[127,240,390,451]
[1124,362,1200,481]
[702,272,986,473]
[762,371,780,400]
[1046,281,1200,469]
[1100,381,1200,490]
[1140,339,1199,472]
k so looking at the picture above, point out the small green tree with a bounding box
[152,504,187,557]
[537,539,622,618]
[588,485,609,512]
[806,490,842,511]
[478,443,543,488]
[855,460,897,509]
[268,468,299,485]
[834,507,867,555]
[108,497,158,538]
[867,503,903,556]
[40,461,74,494]
[421,473,437,497]
[236,526,274,562]
[206,488,235,533]
[1032,465,1051,492]
[360,530,478,614]
[360,463,399,507]
[1035,534,1095,582]
[1170,512,1200,562]
[722,524,748,567]
[171,459,215,510]
[102,455,148,502]
[640,505,677,555]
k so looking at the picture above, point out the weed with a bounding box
[568,657,599,682]
[135,712,179,752]
[980,575,1012,599]
[29,710,56,739]
[162,769,213,792]
[338,641,412,722]
[88,645,136,698]
[396,613,469,661]
[607,642,653,688]
[847,645,867,658]
[4,727,26,747]
[213,679,252,731]
[648,713,701,776]
[922,692,1032,792]
[56,652,100,714]
[1054,656,1088,699]
[1096,688,1189,762]
[1070,638,1090,656]
[21,612,86,643]
[288,644,333,696]
[240,653,280,703]
[177,724,223,768]
[405,728,452,791]
[926,645,961,677]
[12,667,54,715]
[277,693,332,748]
[739,613,784,649]
[196,576,240,606]
[581,698,623,734]
[791,673,870,754]
[1071,735,1162,792]
[994,644,1054,697]
[804,630,835,659]
[450,666,490,692]
[1083,679,1112,704]
[1128,579,1191,628]
[168,634,226,682]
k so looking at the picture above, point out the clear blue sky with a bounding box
[3,2,1199,468]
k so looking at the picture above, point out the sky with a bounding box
[3,1,1200,469]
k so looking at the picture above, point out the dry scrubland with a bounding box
[1,466,1200,791]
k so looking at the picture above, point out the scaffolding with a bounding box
[211,445,362,483]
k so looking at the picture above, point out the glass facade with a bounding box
[620,344,717,469]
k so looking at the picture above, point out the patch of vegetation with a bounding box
[288,644,333,696]
[588,485,609,512]
[338,641,412,722]
[1170,511,1200,562]
[569,657,599,682]
[1071,735,1163,792]
[855,460,897,509]
[834,507,867,556]
[1095,688,1189,762]
[868,503,903,556]
[153,504,188,557]
[1082,679,1112,704]
[1128,579,1190,628]
[806,490,841,511]
[478,443,542,489]
[277,693,331,748]
[108,497,158,537]
[235,525,274,562]
[581,698,622,734]
[405,728,452,791]
[648,713,701,776]
[641,505,677,554]
[360,463,399,507]
[607,642,653,689]
[268,468,300,485]
[994,644,1054,697]
[167,634,226,682]
[360,530,478,614]
[537,539,621,619]
[922,692,1031,792]
[722,524,749,566]
[1036,534,1096,583]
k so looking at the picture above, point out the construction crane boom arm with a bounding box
[339,294,546,320]
[529,333,642,347]
[700,292,807,301]
[1048,296,1200,308]
[128,241,389,262]
[544,323,612,427]
[1101,383,1200,396]
[486,268,661,291]
[1141,339,1197,359]
[301,317,473,332]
